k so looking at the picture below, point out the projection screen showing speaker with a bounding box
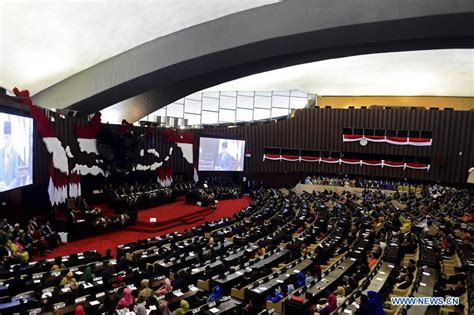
[198,137,245,171]
[0,112,34,192]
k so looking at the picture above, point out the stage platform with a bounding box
[125,200,215,233]
[36,196,252,260]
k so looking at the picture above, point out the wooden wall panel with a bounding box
[220,108,473,184]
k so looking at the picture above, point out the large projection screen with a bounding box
[0,112,34,192]
[199,137,245,171]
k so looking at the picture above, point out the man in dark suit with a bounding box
[215,142,233,170]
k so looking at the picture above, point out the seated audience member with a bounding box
[242,299,254,314]
[173,299,189,315]
[0,240,21,265]
[138,279,153,302]
[400,259,416,275]
[116,287,134,310]
[20,230,47,256]
[75,305,86,315]
[297,271,306,287]
[395,273,414,290]
[355,294,370,315]
[287,283,295,294]
[95,296,113,315]
[7,239,29,262]
[134,304,147,315]
[266,288,284,303]
[156,277,173,295]
[100,262,114,286]
[313,293,337,315]
[306,270,315,284]
[171,273,184,290]
[367,291,384,315]
[208,285,223,302]
[447,303,465,315]
[116,256,129,272]
[313,264,322,280]
[342,276,356,295]
[438,280,466,297]
[60,271,78,290]
[42,221,62,247]
[367,254,377,268]
[79,266,93,283]
[51,256,66,271]
[113,275,126,288]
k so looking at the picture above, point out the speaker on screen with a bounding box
[0,112,34,192]
[198,137,245,171]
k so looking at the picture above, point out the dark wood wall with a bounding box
[196,108,474,184]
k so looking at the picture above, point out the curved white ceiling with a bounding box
[0,0,278,95]
[205,49,474,97]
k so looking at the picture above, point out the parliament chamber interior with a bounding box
[0,1,473,315]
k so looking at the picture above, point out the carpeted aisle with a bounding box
[39,196,251,260]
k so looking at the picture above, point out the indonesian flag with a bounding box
[68,172,82,198]
[158,167,173,187]
[75,112,102,154]
[48,163,68,206]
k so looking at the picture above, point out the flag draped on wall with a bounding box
[342,134,432,146]
[75,112,102,154]
[161,129,194,164]
[13,88,83,205]
[263,154,431,170]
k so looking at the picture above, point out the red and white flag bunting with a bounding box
[342,135,432,146]
[263,154,430,171]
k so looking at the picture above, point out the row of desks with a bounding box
[284,257,357,313]
[212,249,292,295]
[246,258,314,304]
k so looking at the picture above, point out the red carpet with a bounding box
[38,196,251,260]
[127,200,216,233]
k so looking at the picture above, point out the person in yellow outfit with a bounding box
[173,299,189,315]
[6,239,28,262]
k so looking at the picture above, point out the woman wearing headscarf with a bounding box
[75,305,86,315]
[172,300,189,315]
[156,278,173,295]
[60,271,78,290]
[297,271,307,287]
[367,291,384,315]
[208,285,223,301]
[158,300,171,315]
[79,266,93,283]
[314,293,337,315]
[138,279,153,302]
[7,239,29,262]
[116,287,134,310]
[133,304,147,315]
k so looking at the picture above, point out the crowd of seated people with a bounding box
[0,216,63,265]
[0,180,472,314]
[64,198,136,241]
[185,179,242,206]
[304,175,425,191]
[106,182,178,212]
